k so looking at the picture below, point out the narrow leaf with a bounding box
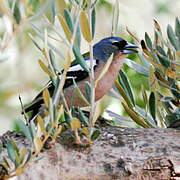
[34,137,43,154]
[91,129,100,141]
[58,0,67,16]
[80,11,91,42]
[28,33,42,51]
[149,92,156,120]
[73,79,90,106]
[29,120,36,140]
[39,59,54,78]
[95,54,113,87]
[49,49,61,73]
[91,7,96,39]
[145,32,153,50]
[58,14,72,42]
[115,81,133,108]
[121,102,150,128]
[92,101,102,126]
[53,125,62,139]
[156,45,166,56]
[73,45,89,72]
[71,118,81,130]
[124,58,149,76]
[138,53,150,68]
[175,17,180,38]
[149,66,160,92]
[16,119,32,141]
[43,89,50,108]
[64,8,74,33]
[19,148,26,164]
[118,70,135,106]
[141,85,148,106]
[37,116,47,136]
[7,141,15,162]
[167,24,179,50]
[78,108,89,126]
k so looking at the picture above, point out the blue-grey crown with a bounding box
[93,37,138,62]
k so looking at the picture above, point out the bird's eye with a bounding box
[112,40,127,49]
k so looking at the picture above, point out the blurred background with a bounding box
[0,0,179,133]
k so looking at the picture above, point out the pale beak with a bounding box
[122,42,138,54]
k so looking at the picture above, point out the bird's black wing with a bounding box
[24,59,100,117]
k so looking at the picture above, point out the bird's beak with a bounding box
[122,42,138,54]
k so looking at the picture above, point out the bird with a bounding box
[24,37,138,121]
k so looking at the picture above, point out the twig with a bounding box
[53,0,82,107]
[19,95,29,125]
[88,1,95,135]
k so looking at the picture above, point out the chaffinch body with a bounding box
[25,37,138,120]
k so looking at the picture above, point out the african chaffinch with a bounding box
[24,37,138,120]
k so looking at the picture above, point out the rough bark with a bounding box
[1,127,180,180]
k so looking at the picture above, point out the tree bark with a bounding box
[1,127,180,180]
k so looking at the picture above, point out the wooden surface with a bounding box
[9,127,180,180]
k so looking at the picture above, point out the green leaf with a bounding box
[29,120,36,140]
[49,98,55,122]
[51,2,56,24]
[24,149,32,166]
[77,108,89,126]
[167,24,179,50]
[75,20,81,49]
[64,111,71,126]
[13,2,21,24]
[85,81,91,103]
[141,85,148,107]
[149,92,156,121]
[74,0,80,5]
[111,0,119,36]
[135,106,156,127]
[7,141,15,163]
[157,54,170,68]
[73,45,90,72]
[156,45,166,56]
[10,139,19,154]
[73,79,90,106]
[149,66,160,92]
[121,102,150,128]
[91,7,96,39]
[169,78,180,99]
[0,142,2,153]
[175,17,180,38]
[118,70,135,106]
[138,53,150,68]
[105,110,136,128]
[31,25,65,59]
[16,119,32,141]
[155,30,171,49]
[124,58,149,76]
[28,33,42,52]
[64,8,74,34]
[91,129,100,141]
[145,32,153,50]
[115,81,133,108]
[49,50,61,73]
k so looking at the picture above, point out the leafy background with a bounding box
[0,0,179,133]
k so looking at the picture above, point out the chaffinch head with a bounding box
[24,37,138,120]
